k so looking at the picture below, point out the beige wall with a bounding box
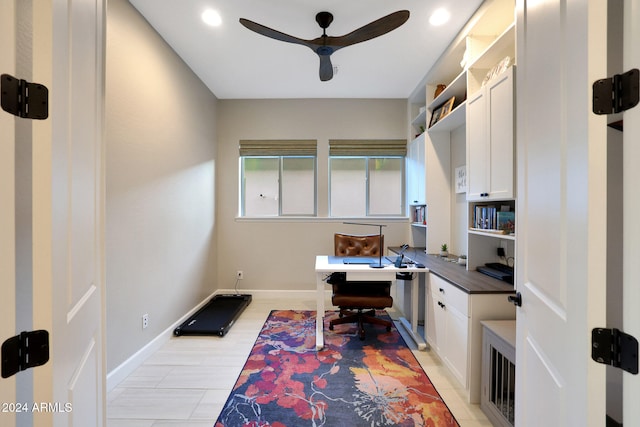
[105,0,218,372]
[216,99,410,292]
[450,125,468,257]
[105,2,411,373]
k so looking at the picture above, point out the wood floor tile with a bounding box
[107,297,491,425]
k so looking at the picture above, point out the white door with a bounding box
[0,1,17,425]
[0,1,106,426]
[514,1,608,426]
[623,0,640,424]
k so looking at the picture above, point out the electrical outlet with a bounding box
[142,313,149,329]
[497,247,505,257]
[237,270,244,280]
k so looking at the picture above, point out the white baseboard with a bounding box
[106,290,217,391]
[105,288,329,392]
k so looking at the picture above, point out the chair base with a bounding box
[329,309,392,340]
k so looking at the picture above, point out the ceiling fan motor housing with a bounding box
[315,12,334,29]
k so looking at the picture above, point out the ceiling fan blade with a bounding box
[318,54,334,81]
[239,18,310,47]
[332,10,410,47]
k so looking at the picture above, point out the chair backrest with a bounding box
[334,233,384,257]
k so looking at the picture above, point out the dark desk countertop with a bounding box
[389,246,515,295]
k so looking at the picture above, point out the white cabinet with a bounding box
[427,274,469,387]
[426,272,516,403]
[407,134,425,206]
[466,66,515,201]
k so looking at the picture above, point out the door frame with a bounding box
[0,0,17,421]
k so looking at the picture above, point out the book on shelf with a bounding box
[413,205,426,225]
[472,205,515,234]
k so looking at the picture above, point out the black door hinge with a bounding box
[1,74,49,120]
[1,330,50,378]
[591,327,638,374]
[593,68,639,115]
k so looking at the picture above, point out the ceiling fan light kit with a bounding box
[239,10,410,81]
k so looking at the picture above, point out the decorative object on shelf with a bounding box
[439,96,456,120]
[434,84,447,98]
[455,165,467,193]
[482,56,512,87]
[458,255,467,266]
[497,211,515,234]
[440,243,448,257]
[429,106,443,128]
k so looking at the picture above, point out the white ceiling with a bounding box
[128,0,483,99]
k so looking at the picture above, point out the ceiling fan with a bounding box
[239,10,410,82]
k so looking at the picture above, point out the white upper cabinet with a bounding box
[466,66,515,201]
[407,134,426,206]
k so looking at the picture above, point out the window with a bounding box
[329,140,406,217]
[240,140,317,217]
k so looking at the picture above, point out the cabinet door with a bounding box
[466,89,488,201]
[407,134,426,205]
[443,304,469,387]
[427,290,447,354]
[425,290,439,351]
[466,67,515,201]
[486,67,514,200]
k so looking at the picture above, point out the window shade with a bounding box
[329,139,407,156]
[239,140,317,156]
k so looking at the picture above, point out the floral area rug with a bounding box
[215,310,458,427]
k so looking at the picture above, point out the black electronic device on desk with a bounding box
[477,262,514,284]
[385,243,410,268]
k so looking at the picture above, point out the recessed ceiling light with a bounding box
[429,8,451,26]
[202,9,222,27]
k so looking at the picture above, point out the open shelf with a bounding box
[429,70,467,111]
[412,109,427,129]
[467,24,516,94]
[428,102,466,133]
[469,229,515,240]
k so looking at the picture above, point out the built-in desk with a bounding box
[389,246,516,404]
[389,246,515,294]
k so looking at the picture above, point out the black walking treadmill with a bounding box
[173,294,251,337]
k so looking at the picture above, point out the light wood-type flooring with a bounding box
[107,296,493,426]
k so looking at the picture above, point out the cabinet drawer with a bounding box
[430,274,469,317]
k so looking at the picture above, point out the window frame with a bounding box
[240,155,318,217]
[328,155,405,218]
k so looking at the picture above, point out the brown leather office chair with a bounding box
[329,233,393,340]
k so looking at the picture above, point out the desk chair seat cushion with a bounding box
[331,283,393,309]
[330,281,393,340]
